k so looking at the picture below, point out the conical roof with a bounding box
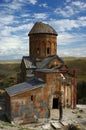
[29,22,57,36]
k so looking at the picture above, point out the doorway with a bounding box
[53,98,59,109]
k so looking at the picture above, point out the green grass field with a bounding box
[63,57,86,82]
[0,61,20,89]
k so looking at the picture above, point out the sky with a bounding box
[0,0,86,60]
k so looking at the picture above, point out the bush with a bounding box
[68,124,82,130]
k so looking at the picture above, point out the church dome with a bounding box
[29,22,58,36]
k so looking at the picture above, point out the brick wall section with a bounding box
[35,71,61,83]
[8,86,50,124]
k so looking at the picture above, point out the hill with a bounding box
[63,57,86,82]
[0,61,20,89]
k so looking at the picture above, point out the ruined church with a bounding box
[5,22,77,124]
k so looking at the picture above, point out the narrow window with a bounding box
[37,48,39,54]
[47,47,50,54]
[31,95,33,101]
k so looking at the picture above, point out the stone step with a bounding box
[51,121,63,130]
[60,120,68,126]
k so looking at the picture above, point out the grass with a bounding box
[18,128,32,130]
[0,121,32,130]
[0,61,20,89]
[0,126,4,129]
[63,57,86,82]
[2,121,15,127]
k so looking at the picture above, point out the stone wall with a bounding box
[9,86,49,124]
[35,71,61,83]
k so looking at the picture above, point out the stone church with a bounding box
[5,22,77,124]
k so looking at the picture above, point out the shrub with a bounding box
[68,124,82,130]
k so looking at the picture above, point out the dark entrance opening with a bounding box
[53,98,59,109]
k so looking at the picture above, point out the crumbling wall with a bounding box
[10,87,50,124]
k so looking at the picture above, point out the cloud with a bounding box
[57,32,86,45]
[55,6,74,17]
[58,44,86,57]
[0,35,29,59]
[33,13,48,19]
[0,36,23,48]
[39,3,48,8]
[66,0,71,3]
[0,15,14,25]
[0,1,23,10]
[48,18,86,57]
[8,2,22,10]
[0,0,37,13]
[4,0,11,2]
[0,47,28,60]
[72,1,86,9]
[21,14,30,18]
[26,0,37,5]
[11,0,37,5]
[49,17,86,32]
[55,1,86,17]
[10,23,33,32]
[17,0,37,5]
[78,16,86,21]
[0,22,34,37]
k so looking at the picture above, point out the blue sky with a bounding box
[0,0,86,60]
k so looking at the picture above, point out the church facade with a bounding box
[5,22,77,124]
